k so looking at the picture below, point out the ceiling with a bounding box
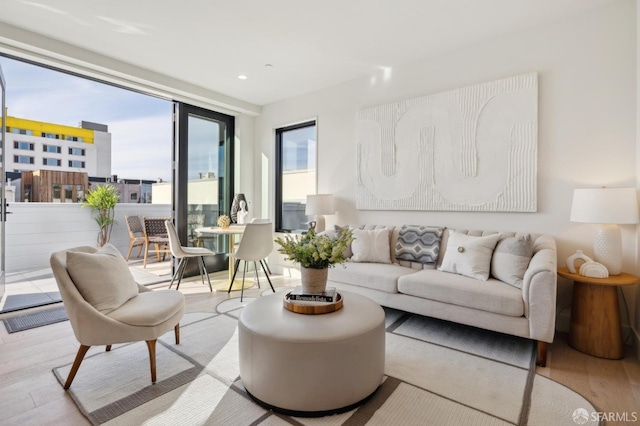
[0,0,617,107]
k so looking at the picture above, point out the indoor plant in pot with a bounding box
[275,228,354,293]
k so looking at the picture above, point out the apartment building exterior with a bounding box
[2,115,111,178]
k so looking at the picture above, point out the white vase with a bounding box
[566,250,593,273]
[300,267,328,294]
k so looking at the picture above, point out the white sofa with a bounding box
[327,226,557,366]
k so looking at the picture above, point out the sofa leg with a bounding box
[536,341,548,367]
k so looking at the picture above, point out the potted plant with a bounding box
[83,183,120,247]
[275,228,354,293]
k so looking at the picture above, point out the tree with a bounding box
[83,184,120,247]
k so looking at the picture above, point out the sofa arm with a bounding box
[522,235,557,343]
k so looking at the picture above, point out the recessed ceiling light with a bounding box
[238,75,248,80]
[265,64,273,68]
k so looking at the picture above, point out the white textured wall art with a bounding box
[356,73,538,212]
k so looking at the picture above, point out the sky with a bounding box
[0,56,173,181]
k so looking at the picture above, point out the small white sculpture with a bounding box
[566,250,593,273]
[579,261,609,278]
[237,200,249,225]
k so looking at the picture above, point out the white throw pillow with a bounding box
[491,234,534,288]
[66,244,139,314]
[439,232,500,281]
[351,228,392,264]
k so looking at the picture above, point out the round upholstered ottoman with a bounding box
[238,290,385,416]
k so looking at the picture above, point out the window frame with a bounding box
[274,119,317,233]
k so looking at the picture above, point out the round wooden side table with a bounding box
[557,267,638,359]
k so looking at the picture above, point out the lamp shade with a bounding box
[305,194,335,215]
[570,187,639,224]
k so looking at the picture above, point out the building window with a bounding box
[14,141,35,150]
[43,158,62,166]
[130,192,138,202]
[43,144,62,153]
[68,160,86,168]
[65,135,83,142]
[41,132,60,139]
[68,147,86,156]
[14,155,35,164]
[12,128,32,135]
[275,120,317,232]
[52,184,62,203]
[64,185,73,202]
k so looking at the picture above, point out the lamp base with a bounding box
[314,215,326,233]
[594,224,622,275]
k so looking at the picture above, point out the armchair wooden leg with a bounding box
[106,345,112,352]
[64,345,91,389]
[143,241,149,268]
[536,341,548,367]
[146,339,157,384]
[175,324,180,345]
[125,241,135,261]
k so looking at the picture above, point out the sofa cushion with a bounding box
[439,232,500,280]
[395,225,444,265]
[397,269,524,317]
[491,234,534,288]
[328,262,417,293]
[66,243,139,314]
[351,228,392,263]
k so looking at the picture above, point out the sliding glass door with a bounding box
[0,65,5,299]
[174,102,234,275]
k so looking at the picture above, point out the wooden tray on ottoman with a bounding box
[283,292,343,315]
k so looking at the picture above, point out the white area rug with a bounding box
[53,300,599,425]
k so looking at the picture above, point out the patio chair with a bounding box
[50,244,185,389]
[124,215,146,261]
[143,217,171,268]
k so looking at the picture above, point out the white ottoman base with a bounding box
[238,291,385,415]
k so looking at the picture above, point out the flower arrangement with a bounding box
[275,228,354,269]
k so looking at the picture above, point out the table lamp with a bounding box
[570,187,639,275]
[305,194,335,233]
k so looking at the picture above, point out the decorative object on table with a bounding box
[82,183,120,247]
[565,250,593,274]
[356,72,537,212]
[230,193,247,223]
[305,194,335,233]
[275,227,354,294]
[578,261,609,279]
[237,200,249,224]
[217,215,231,229]
[570,187,639,275]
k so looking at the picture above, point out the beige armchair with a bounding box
[50,244,185,389]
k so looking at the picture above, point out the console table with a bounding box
[557,267,638,359]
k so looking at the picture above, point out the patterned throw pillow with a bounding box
[395,225,444,265]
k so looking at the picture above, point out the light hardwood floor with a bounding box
[0,276,638,426]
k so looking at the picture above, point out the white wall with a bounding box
[255,1,637,334]
[5,203,171,272]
